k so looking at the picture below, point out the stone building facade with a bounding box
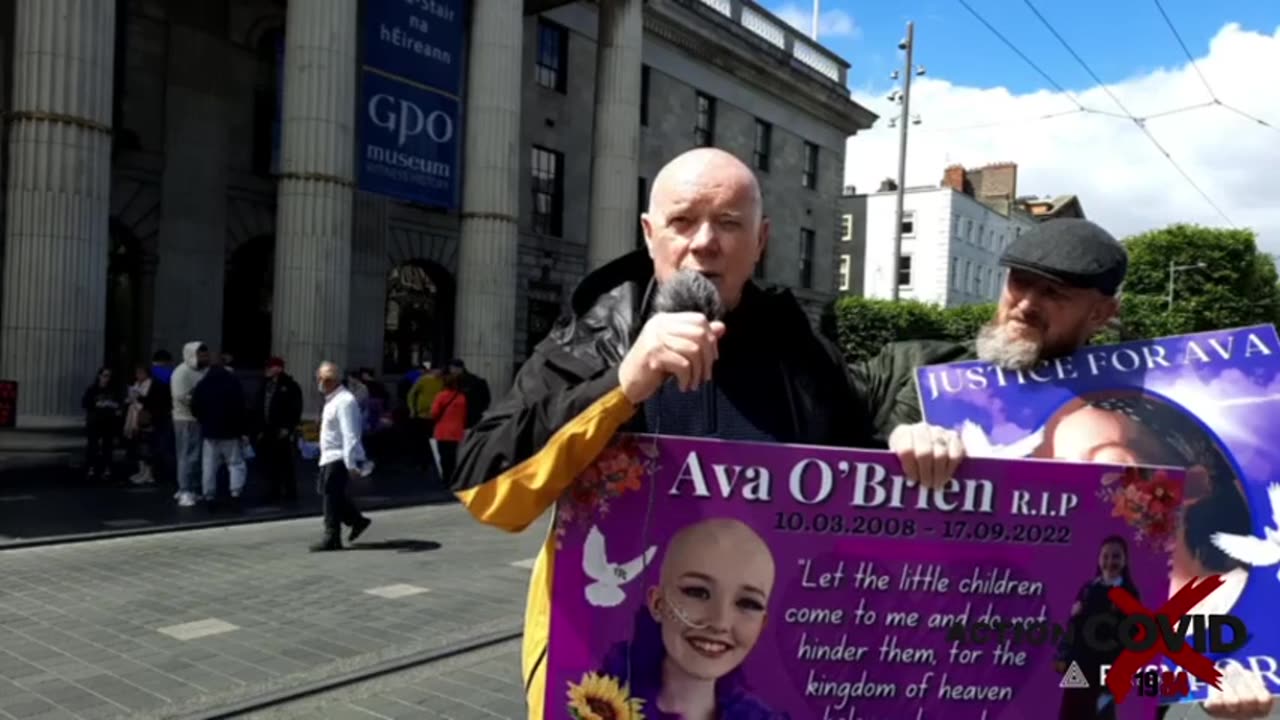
[0,0,873,427]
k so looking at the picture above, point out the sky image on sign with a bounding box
[915,325,1280,703]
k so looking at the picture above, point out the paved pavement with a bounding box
[0,457,446,547]
[239,639,523,720]
[0,505,544,720]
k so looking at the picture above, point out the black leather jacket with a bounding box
[451,250,880,493]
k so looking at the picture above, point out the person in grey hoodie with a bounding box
[170,341,210,507]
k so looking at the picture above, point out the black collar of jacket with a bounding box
[533,250,870,446]
[547,249,824,378]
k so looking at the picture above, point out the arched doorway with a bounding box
[383,260,455,373]
[223,236,275,368]
[104,220,144,374]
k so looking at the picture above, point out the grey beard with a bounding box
[975,321,1043,370]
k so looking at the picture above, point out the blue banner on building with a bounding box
[358,0,466,209]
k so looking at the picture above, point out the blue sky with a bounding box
[768,0,1276,96]
[765,0,1280,253]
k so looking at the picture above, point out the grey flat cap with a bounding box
[999,218,1128,296]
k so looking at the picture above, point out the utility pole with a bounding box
[811,0,820,40]
[889,22,923,301]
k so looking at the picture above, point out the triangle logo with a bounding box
[1059,660,1091,689]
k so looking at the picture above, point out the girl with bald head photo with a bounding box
[600,517,786,720]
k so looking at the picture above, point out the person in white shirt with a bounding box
[311,362,373,551]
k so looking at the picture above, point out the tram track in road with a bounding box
[184,625,523,719]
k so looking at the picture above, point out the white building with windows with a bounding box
[838,163,1044,307]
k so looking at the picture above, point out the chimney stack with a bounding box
[941,164,969,195]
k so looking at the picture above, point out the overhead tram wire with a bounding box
[886,1,1229,135]
[953,0,1088,113]
[863,103,1219,135]
[1150,0,1278,133]
[912,108,1086,134]
[1018,0,1236,226]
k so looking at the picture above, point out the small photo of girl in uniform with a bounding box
[1055,535,1140,720]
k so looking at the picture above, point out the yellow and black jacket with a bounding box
[449,250,877,718]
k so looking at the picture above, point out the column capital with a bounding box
[5,110,112,135]
[275,171,356,188]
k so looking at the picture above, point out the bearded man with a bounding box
[851,219,1277,720]
[849,218,1127,445]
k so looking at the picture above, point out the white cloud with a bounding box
[844,23,1280,254]
[771,3,858,39]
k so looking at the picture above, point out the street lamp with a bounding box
[1167,261,1207,312]
[889,21,924,302]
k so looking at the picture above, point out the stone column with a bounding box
[349,191,388,374]
[272,0,357,416]
[585,0,644,271]
[0,0,116,428]
[454,1,523,397]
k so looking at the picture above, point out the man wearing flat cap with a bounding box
[849,217,1128,449]
[851,219,1276,719]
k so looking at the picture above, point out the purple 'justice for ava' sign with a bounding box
[915,324,1280,703]
[545,434,1172,720]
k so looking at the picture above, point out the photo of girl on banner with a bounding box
[1035,389,1255,615]
[595,517,787,720]
[1055,535,1143,720]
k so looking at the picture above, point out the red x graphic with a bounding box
[1105,575,1226,701]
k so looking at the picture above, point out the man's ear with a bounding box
[757,216,770,263]
[641,214,655,258]
[1089,295,1121,331]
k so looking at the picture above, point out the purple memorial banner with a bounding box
[545,434,1173,719]
[915,324,1280,702]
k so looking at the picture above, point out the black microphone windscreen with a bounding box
[653,269,725,320]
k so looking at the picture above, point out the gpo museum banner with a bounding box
[358,0,465,209]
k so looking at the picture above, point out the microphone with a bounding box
[652,268,724,321]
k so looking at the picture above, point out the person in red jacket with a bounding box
[430,372,468,483]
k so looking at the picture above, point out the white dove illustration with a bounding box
[582,525,657,608]
[958,420,1045,459]
[1211,483,1280,581]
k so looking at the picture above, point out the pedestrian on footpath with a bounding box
[405,361,443,475]
[124,363,169,485]
[146,350,176,486]
[311,361,372,552]
[429,370,467,483]
[252,357,303,503]
[150,349,174,385]
[80,367,124,482]
[171,341,209,507]
[191,353,249,511]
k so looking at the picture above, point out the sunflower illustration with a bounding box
[567,671,645,720]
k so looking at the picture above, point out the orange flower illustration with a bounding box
[555,436,661,540]
[1097,466,1182,551]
